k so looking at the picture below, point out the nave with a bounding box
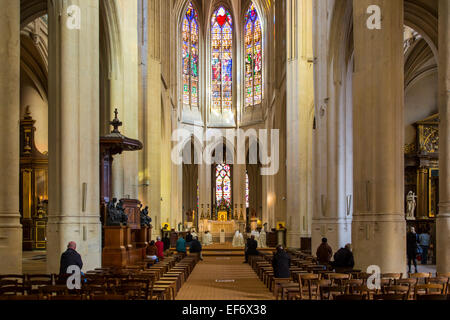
[176,256,273,300]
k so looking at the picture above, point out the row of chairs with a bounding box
[249,250,450,300]
[0,252,200,300]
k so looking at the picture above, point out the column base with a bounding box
[352,213,406,274]
[0,212,22,274]
[311,217,352,255]
[436,212,450,273]
[47,215,101,273]
[286,231,301,248]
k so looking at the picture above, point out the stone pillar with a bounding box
[0,0,22,274]
[286,0,314,249]
[311,0,353,255]
[351,0,406,273]
[140,0,162,234]
[437,0,450,273]
[47,0,101,273]
[233,164,246,222]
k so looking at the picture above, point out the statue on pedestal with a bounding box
[106,198,128,226]
[406,191,417,220]
[139,204,152,227]
[258,228,267,248]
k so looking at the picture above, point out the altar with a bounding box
[209,220,235,233]
[199,219,246,243]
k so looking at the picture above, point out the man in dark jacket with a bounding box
[407,226,419,273]
[244,235,259,263]
[189,236,203,260]
[332,244,354,271]
[186,231,193,246]
[316,238,333,266]
[272,245,291,278]
[163,233,171,251]
[59,241,83,275]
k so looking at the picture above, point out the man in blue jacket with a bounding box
[176,234,187,256]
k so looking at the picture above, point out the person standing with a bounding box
[176,234,187,256]
[418,228,431,265]
[244,235,259,263]
[162,233,171,251]
[407,226,419,273]
[316,238,333,266]
[272,245,291,278]
[155,236,165,260]
[59,241,83,275]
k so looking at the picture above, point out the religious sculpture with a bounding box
[258,228,267,248]
[202,230,213,246]
[232,230,245,247]
[106,198,128,226]
[406,191,417,220]
[191,228,198,239]
[139,204,152,227]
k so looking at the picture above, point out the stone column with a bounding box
[233,164,246,221]
[140,0,162,233]
[311,0,330,253]
[352,0,406,273]
[286,0,314,249]
[437,0,450,273]
[0,0,21,274]
[47,0,101,273]
[312,0,353,255]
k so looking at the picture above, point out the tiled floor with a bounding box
[175,256,274,300]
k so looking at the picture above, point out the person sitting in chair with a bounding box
[331,244,354,271]
[189,236,203,261]
[272,245,291,278]
[146,240,159,262]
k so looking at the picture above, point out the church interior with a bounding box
[0,0,449,302]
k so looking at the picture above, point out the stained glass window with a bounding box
[245,171,249,208]
[216,164,232,206]
[211,7,233,113]
[182,2,199,108]
[244,3,263,108]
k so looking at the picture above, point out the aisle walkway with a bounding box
[176,256,274,300]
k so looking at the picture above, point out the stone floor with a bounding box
[176,256,274,300]
[22,251,47,274]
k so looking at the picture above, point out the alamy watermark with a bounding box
[66,5,81,30]
[171,128,280,176]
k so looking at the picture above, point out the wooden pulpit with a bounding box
[100,109,144,267]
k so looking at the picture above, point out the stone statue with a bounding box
[139,204,152,227]
[202,230,213,246]
[406,191,417,220]
[258,229,267,248]
[116,200,128,224]
[106,198,128,226]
